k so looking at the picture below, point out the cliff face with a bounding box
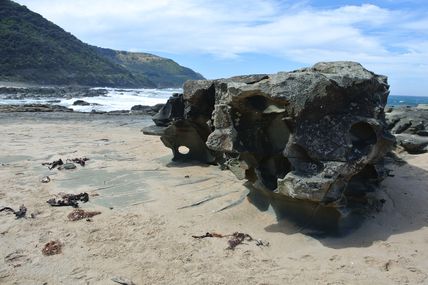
[0,0,204,88]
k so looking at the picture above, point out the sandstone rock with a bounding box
[152,61,394,207]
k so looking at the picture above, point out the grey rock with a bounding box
[0,104,73,112]
[395,134,428,154]
[130,104,164,116]
[386,106,428,153]
[152,93,184,126]
[73,100,90,106]
[141,125,167,136]
[62,163,76,170]
[152,61,394,208]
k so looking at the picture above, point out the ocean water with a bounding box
[0,87,181,112]
[387,95,428,107]
[0,87,427,112]
[61,88,181,112]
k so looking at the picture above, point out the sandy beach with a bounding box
[1,112,428,285]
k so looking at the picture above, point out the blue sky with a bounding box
[16,0,428,95]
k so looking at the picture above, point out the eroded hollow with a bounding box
[344,164,379,199]
[256,155,292,190]
[350,122,377,151]
[286,144,323,175]
[244,95,269,111]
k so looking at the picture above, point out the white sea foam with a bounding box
[0,88,181,112]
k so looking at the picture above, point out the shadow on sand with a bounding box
[247,156,428,249]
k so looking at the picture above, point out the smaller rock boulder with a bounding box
[73,100,90,106]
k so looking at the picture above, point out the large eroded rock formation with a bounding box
[146,62,394,208]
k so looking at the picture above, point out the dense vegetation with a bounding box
[0,0,204,87]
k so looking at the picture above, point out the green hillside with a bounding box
[0,0,204,87]
[96,48,205,88]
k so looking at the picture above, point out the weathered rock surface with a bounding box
[386,105,428,153]
[151,61,394,208]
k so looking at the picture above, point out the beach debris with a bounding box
[42,240,62,256]
[41,176,51,183]
[69,157,89,167]
[192,232,224,239]
[67,209,101,221]
[192,231,268,250]
[255,239,270,247]
[42,158,63,170]
[0,205,27,219]
[47,192,89,208]
[41,157,89,170]
[111,276,136,285]
[227,232,253,250]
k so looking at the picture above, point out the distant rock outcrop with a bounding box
[0,104,73,112]
[386,105,428,154]
[145,62,394,209]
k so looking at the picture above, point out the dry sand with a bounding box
[0,112,427,285]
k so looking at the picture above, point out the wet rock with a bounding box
[0,104,73,112]
[73,100,90,106]
[130,104,164,116]
[153,61,394,207]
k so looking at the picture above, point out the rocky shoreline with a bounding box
[0,85,108,100]
[0,102,164,116]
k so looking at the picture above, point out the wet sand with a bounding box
[1,112,428,285]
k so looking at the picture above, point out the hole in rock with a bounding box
[178,146,190,155]
[257,155,292,190]
[350,122,377,151]
[245,95,268,111]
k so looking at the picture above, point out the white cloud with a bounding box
[15,0,428,95]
